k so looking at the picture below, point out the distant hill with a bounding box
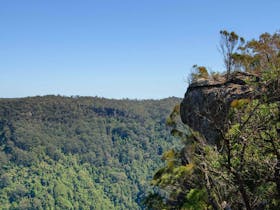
[0,95,181,209]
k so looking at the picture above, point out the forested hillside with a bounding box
[0,96,181,209]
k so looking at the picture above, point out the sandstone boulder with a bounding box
[180,72,258,144]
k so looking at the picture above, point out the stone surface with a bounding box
[180,72,258,145]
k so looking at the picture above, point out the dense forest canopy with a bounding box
[0,96,181,209]
[1,29,280,210]
[147,31,280,209]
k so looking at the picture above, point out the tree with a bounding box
[219,30,245,79]
[189,65,209,84]
[147,30,280,210]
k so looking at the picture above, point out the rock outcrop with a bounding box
[180,72,259,145]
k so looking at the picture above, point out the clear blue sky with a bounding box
[1,0,279,99]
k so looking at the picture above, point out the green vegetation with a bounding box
[2,30,279,210]
[0,96,181,209]
[189,65,209,83]
[147,31,280,209]
[219,30,245,78]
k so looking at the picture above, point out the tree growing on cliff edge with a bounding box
[188,65,209,84]
[235,31,280,75]
[219,30,245,79]
[146,30,280,210]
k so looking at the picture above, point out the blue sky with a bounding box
[1,0,279,99]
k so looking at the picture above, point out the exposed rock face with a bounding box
[180,72,258,145]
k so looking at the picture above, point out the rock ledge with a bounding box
[180,72,259,144]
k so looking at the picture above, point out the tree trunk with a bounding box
[235,174,252,210]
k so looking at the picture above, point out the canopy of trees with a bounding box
[0,96,181,209]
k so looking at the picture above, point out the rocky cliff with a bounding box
[180,72,259,145]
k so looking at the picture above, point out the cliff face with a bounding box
[180,72,258,144]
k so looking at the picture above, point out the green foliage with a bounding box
[0,96,181,209]
[147,30,280,209]
[182,189,208,210]
[189,65,209,83]
[219,30,245,77]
